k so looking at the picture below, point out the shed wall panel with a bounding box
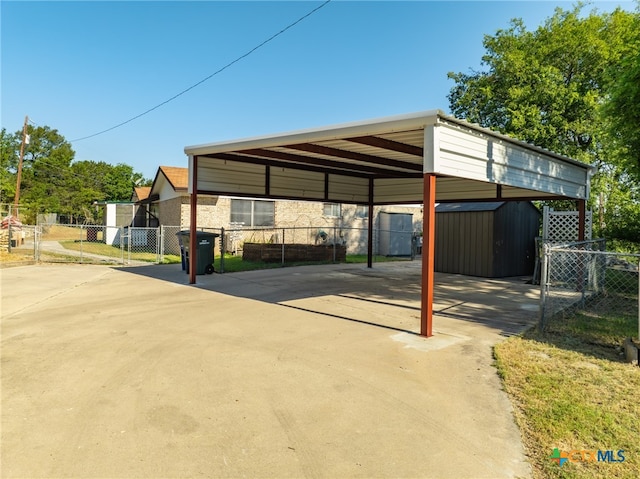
[435,201,540,277]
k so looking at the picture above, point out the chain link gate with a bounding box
[539,239,640,337]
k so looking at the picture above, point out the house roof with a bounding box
[436,202,505,212]
[435,201,543,213]
[133,186,151,201]
[158,166,188,191]
[184,110,593,205]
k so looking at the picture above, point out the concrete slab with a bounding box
[1,262,537,478]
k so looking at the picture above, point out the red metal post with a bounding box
[189,156,198,284]
[367,178,374,269]
[421,173,436,337]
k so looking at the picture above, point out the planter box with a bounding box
[243,243,346,263]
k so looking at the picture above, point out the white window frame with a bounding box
[230,199,275,227]
[323,203,341,218]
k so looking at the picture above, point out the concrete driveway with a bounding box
[1,261,538,478]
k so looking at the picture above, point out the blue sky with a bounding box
[1,0,635,180]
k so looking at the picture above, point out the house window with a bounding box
[323,203,341,217]
[230,199,274,227]
[355,205,369,219]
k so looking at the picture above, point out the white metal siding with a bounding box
[434,123,589,199]
[270,168,324,199]
[198,161,265,195]
[328,175,369,203]
[374,178,423,203]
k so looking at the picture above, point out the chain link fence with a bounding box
[539,239,640,337]
[2,223,166,265]
[3,223,421,270]
[210,225,420,272]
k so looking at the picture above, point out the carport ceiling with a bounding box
[183,110,593,338]
[184,110,592,205]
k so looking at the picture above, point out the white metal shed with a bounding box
[184,110,593,337]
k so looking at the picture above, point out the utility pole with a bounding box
[13,115,29,218]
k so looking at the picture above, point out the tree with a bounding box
[103,163,144,201]
[447,4,640,240]
[603,10,640,178]
[4,123,151,223]
[0,128,19,206]
[16,126,75,222]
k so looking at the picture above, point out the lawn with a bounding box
[494,283,640,478]
[57,240,181,264]
[214,252,407,273]
[44,229,408,270]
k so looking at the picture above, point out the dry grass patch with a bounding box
[40,224,87,241]
[495,332,640,479]
[0,249,35,266]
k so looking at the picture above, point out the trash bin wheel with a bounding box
[205,264,215,275]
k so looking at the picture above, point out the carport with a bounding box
[184,110,592,337]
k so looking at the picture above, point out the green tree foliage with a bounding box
[0,128,19,205]
[4,125,150,223]
[603,10,640,178]
[17,126,74,221]
[447,4,640,241]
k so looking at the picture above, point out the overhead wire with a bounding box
[70,0,333,143]
[12,1,332,186]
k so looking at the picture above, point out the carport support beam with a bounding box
[367,178,374,268]
[421,173,436,337]
[189,156,198,284]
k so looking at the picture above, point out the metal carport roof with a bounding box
[184,109,593,337]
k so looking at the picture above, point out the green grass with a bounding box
[55,240,411,270]
[213,253,409,273]
[59,240,181,264]
[344,254,411,264]
[494,297,640,478]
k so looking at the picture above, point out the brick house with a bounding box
[134,166,423,254]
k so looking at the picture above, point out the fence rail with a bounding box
[539,239,640,338]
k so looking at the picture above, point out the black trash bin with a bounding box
[176,230,188,271]
[176,230,219,275]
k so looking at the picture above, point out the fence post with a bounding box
[220,227,225,273]
[333,226,337,262]
[538,244,550,332]
[158,226,163,263]
[638,260,640,341]
[34,225,40,261]
[120,227,125,265]
[80,224,85,263]
[281,228,285,266]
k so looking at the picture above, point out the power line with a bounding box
[71,0,333,143]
